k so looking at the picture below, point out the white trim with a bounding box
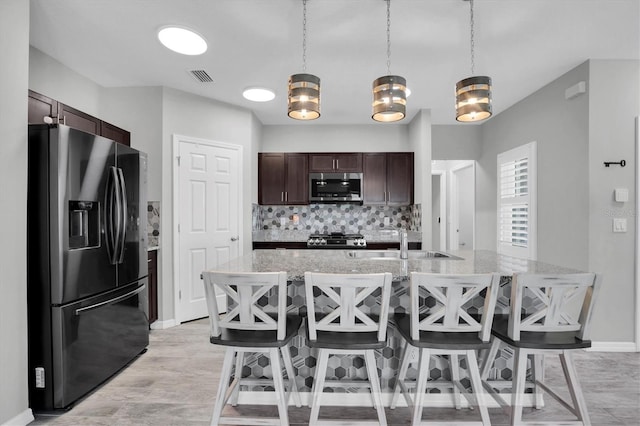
[587,341,638,352]
[1,409,34,426]
[431,170,447,250]
[172,134,244,325]
[634,116,640,352]
[236,391,536,408]
[149,318,179,330]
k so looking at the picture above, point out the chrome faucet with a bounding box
[400,229,408,259]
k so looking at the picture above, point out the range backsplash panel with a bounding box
[147,201,160,247]
[254,204,421,233]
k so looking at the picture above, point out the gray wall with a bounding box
[0,1,30,424]
[432,125,482,160]
[587,60,639,342]
[160,87,260,321]
[477,59,639,343]
[476,61,590,271]
[261,124,410,152]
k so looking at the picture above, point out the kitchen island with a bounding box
[211,249,581,403]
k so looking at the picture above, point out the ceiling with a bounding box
[29,0,639,126]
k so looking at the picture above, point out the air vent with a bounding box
[190,69,214,83]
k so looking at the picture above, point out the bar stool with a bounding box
[304,271,393,426]
[480,273,601,426]
[202,271,302,426]
[390,272,500,425]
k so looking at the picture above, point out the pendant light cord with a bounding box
[302,0,308,72]
[469,0,475,75]
[386,0,391,75]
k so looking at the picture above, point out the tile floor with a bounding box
[31,319,640,425]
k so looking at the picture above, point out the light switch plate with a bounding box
[615,188,629,202]
[613,218,627,233]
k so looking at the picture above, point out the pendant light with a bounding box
[455,0,492,122]
[372,0,407,122]
[288,0,320,120]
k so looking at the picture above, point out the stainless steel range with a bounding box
[307,232,367,248]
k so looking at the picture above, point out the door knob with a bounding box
[230,236,239,241]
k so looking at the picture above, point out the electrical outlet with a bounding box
[613,218,627,233]
[35,367,45,388]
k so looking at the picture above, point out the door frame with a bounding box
[449,161,475,251]
[431,170,447,250]
[172,134,243,324]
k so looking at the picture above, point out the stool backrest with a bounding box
[202,271,288,341]
[508,273,600,341]
[409,273,501,342]
[304,272,393,342]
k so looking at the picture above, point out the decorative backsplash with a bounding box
[253,204,422,233]
[147,201,160,248]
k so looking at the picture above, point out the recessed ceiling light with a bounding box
[158,26,207,56]
[243,87,276,102]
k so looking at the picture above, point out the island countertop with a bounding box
[214,249,580,281]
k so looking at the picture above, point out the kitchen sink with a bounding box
[345,250,463,260]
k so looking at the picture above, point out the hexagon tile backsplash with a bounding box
[253,203,422,233]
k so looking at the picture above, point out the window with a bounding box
[497,142,537,260]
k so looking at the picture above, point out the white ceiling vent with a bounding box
[190,69,214,83]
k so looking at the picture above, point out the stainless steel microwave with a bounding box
[309,172,363,203]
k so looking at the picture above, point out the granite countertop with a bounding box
[147,246,159,251]
[252,229,422,243]
[213,249,581,282]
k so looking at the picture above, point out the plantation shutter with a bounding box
[497,142,537,260]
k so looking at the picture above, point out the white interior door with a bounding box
[450,162,475,251]
[176,136,241,323]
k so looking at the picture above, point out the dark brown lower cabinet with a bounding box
[147,250,158,324]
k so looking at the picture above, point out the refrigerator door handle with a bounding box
[105,167,119,264]
[74,284,146,316]
[115,168,128,264]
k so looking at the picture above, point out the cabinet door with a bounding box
[258,153,286,205]
[28,90,58,124]
[101,121,131,146]
[147,251,158,324]
[334,153,362,172]
[309,153,362,172]
[59,103,101,135]
[363,153,387,205]
[284,153,308,204]
[309,154,336,172]
[387,152,414,206]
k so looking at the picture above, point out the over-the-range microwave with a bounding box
[309,172,363,204]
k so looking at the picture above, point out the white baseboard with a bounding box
[1,409,34,426]
[588,341,637,352]
[150,318,178,330]
[236,391,536,408]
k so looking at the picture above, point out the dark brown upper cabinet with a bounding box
[28,90,130,146]
[309,153,362,172]
[363,152,414,206]
[258,153,308,205]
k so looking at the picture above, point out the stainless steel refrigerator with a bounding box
[27,124,149,411]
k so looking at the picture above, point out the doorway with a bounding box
[431,171,446,250]
[173,135,242,323]
[432,160,475,251]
